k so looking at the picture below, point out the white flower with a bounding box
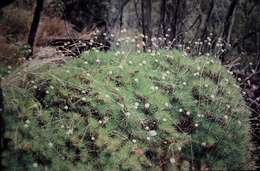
[91,136,95,141]
[179,108,183,112]
[64,105,69,110]
[134,78,139,82]
[145,103,150,109]
[165,103,169,107]
[82,97,87,101]
[84,61,88,64]
[98,120,103,124]
[193,72,200,76]
[129,61,133,65]
[146,137,151,141]
[33,85,37,89]
[170,157,176,164]
[186,111,191,116]
[118,65,123,69]
[25,120,30,124]
[148,130,157,137]
[210,94,215,99]
[194,123,199,127]
[109,71,113,75]
[24,124,29,128]
[48,142,53,148]
[162,118,167,122]
[202,142,207,146]
[177,146,182,151]
[132,139,137,143]
[224,115,228,120]
[33,163,38,168]
[125,112,131,116]
[145,126,149,130]
[204,84,209,88]
[96,59,101,63]
[67,129,73,135]
[182,82,187,86]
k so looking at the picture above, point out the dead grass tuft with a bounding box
[36,17,74,46]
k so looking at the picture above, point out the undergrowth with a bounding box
[1,50,253,170]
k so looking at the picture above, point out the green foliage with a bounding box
[2,50,252,170]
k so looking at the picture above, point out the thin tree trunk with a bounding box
[223,0,240,43]
[197,0,214,40]
[201,0,214,39]
[27,0,44,57]
[227,7,237,44]
[141,0,152,51]
[159,0,166,38]
[171,0,180,41]
[257,32,260,61]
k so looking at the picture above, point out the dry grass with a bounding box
[36,17,74,46]
[0,37,22,65]
[0,7,32,41]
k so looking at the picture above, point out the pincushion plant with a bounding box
[1,50,253,170]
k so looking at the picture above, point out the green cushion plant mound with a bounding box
[2,50,252,170]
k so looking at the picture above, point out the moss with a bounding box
[2,50,253,170]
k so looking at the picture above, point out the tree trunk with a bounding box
[197,0,214,40]
[171,0,180,41]
[159,0,166,38]
[27,0,44,57]
[223,0,240,43]
[141,0,152,51]
[257,32,260,61]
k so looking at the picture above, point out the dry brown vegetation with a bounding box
[35,17,74,47]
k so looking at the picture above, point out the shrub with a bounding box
[1,50,253,170]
